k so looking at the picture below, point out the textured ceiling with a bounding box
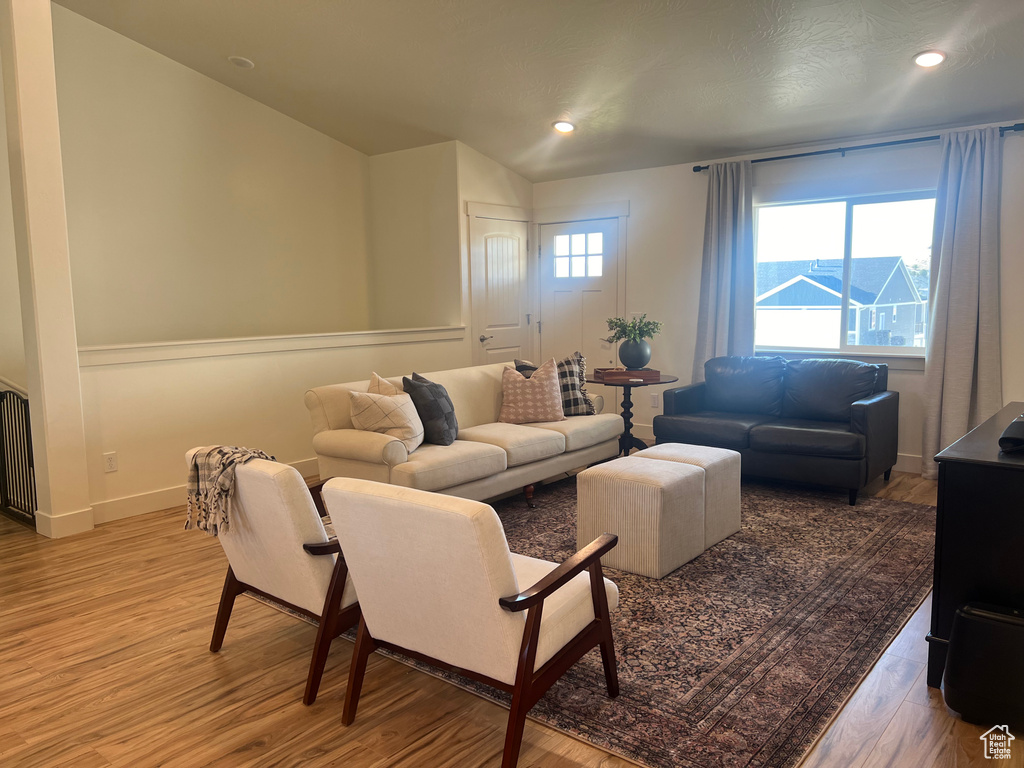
[52,0,1024,182]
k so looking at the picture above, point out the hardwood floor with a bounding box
[0,471,1017,767]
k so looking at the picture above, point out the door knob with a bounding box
[479,335,494,343]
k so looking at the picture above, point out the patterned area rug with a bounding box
[278,478,935,768]
[430,479,932,768]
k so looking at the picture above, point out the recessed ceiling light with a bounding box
[552,121,575,133]
[914,50,946,68]
[228,56,255,70]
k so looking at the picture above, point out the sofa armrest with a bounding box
[850,390,899,479]
[592,394,605,414]
[312,429,409,467]
[663,383,706,416]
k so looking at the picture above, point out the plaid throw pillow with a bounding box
[515,352,596,416]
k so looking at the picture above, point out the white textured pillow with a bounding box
[499,359,566,424]
[368,371,401,396]
[351,373,424,452]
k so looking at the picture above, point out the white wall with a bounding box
[79,335,469,522]
[52,6,372,346]
[0,53,23,390]
[534,163,707,437]
[535,121,1024,468]
[367,142,461,329]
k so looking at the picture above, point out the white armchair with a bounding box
[322,478,620,768]
[187,448,359,705]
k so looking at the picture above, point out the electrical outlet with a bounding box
[103,452,118,473]
[650,392,660,409]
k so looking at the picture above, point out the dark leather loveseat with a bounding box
[652,356,898,504]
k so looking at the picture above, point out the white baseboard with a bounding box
[894,453,923,474]
[91,457,321,525]
[34,506,96,538]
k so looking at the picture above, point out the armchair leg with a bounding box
[502,688,532,768]
[589,562,619,698]
[210,567,245,652]
[303,557,350,705]
[884,468,892,482]
[342,617,376,725]
[848,489,858,506]
[503,606,542,768]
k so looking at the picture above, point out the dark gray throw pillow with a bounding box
[402,373,458,445]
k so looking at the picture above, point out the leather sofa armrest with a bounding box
[312,429,409,467]
[850,390,899,479]
[663,383,706,416]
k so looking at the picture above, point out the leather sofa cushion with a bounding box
[457,423,565,467]
[705,356,786,416]
[749,420,866,458]
[782,359,879,422]
[652,412,775,449]
[391,440,507,491]
[529,413,624,452]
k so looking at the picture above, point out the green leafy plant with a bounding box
[604,314,662,344]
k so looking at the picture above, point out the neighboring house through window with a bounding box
[754,193,934,354]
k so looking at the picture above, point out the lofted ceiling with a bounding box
[52,0,1024,182]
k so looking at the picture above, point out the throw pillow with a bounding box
[350,375,424,452]
[515,352,596,416]
[368,371,401,396]
[499,358,566,424]
[402,372,459,446]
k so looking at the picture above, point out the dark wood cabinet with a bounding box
[927,402,1024,687]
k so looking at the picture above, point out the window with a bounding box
[754,193,934,354]
[554,231,603,278]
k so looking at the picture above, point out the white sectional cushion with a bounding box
[510,553,619,671]
[457,423,565,468]
[390,440,507,491]
[530,412,624,452]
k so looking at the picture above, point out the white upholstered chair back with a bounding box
[186,448,335,616]
[323,478,527,684]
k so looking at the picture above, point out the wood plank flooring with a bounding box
[1,471,1018,767]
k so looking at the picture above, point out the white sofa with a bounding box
[304,362,624,501]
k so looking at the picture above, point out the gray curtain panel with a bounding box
[692,160,755,383]
[921,127,1003,478]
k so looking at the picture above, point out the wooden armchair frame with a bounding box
[341,533,619,768]
[210,537,360,705]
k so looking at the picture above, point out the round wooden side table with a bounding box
[587,374,678,455]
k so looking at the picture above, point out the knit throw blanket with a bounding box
[185,446,273,536]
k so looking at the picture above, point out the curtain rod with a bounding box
[691,122,1024,172]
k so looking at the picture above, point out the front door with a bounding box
[539,218,619,404]
[470,214,532,365]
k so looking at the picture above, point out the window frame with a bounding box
[753,190,936,358]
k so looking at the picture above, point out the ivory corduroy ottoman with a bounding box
[634,443,741,547]
[577,455,704,578]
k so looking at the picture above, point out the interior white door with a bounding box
[470,215,532,365]
[539,218,619,404]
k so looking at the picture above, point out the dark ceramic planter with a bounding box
[619,339,652,370]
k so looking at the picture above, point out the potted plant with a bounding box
[604,314,662,370]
